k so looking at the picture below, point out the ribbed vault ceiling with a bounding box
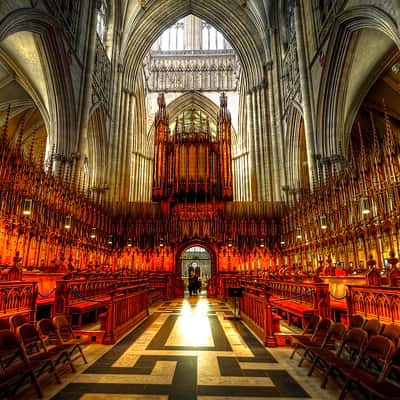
[119,0,269,90]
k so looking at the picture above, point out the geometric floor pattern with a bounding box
[50,297,340,400]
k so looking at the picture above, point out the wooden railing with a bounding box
[239,283,276,346]
[103,283,148,344]
[148,272,174,300]
[266,280,331,318]
[54,278,117,315]
[216,272,239,298]
[347,285,400,324]
[0,281,37,321]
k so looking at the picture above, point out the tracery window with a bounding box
[159,19,185,51]
[201,22,227,50]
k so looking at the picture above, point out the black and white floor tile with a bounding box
[42,298,342,400]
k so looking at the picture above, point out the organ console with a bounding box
[152,92,233,204]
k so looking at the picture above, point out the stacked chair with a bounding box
[290,314,400,399]
[0,315,87,399]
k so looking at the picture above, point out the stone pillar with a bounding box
[269,28,287,200]
[107,63,124,202]
[259,85,273,201]
[246,91,258,200]
[294,1,317,187]
[255,87,267,199]
[74,0,98,182]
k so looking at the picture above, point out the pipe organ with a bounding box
[152,93,233,202]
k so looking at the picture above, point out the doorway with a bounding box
[181,246,211,296]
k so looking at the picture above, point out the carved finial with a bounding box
[383,98,395,155]
[357,122,367,172]
[369,111,381,164]
[48,143,56,176]
[16,111,26,153]
[28,128,36,163]
[1,104,11,148]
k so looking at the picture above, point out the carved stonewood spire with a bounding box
[217,92,233,200]
[153,93,169,200]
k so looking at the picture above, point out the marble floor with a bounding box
[31,297,345,400]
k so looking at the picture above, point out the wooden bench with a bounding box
[23,272,65,319]
[266,280,331,329]
[347,284,400,325]
[54,279,117,329]
[0,281,38,323]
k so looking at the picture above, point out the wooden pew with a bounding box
[239,282,279,347]
[103,283,148,344]
[265,280,330,329]
[0,281,37,324]
[347,285,400,325]
[54,278,117,329]
[22,272,65,318]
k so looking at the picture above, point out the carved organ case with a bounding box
[152,93,233,202]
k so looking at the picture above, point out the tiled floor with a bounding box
[33,297,344,400]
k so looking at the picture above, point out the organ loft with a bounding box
[153,92,233,206]
[1,2,400,400]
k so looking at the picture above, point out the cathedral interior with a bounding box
[1,1,400,399]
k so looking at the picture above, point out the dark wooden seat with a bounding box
[290,318,331,362]
[299,322,347,368]
[37,319,78,371]
[53,316,88,364]
[381,324,400,347]
[10,314,28,332]
[312,327,369,389]
[363,319,381,339]
[0,330,43,399]
[349,315,364,329]
[355,348,400,399]
[290,315,321,359]
[17,323,73,383]
[337,335,395,400]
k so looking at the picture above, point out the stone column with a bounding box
[294,0,317,186]
[74,0,98,181]
[259,85,273,201]
[107,62,123,202]
[246,91,258,200]
[254,88,266,199]
[269,28,287,200]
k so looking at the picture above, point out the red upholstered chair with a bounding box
[302,322,347,372]
[289,315,322,359]
[0,329,43,399]
[290,318,331,363]
[10,314,28,332]
[17,323,72,383]
[355,347,400,399]
[53,315,87,364]
[316,327,368,389]
[349,315,364,329]
[37,319,77,372]
[363,319,381,339]
[337,335,395,400]
[381,324,400,347]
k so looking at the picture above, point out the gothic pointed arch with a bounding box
[121,0,268,91]
[87,103,108,188]
[316,5,400,159]
[0,8,77,158]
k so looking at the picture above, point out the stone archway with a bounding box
[175,240,218,278]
